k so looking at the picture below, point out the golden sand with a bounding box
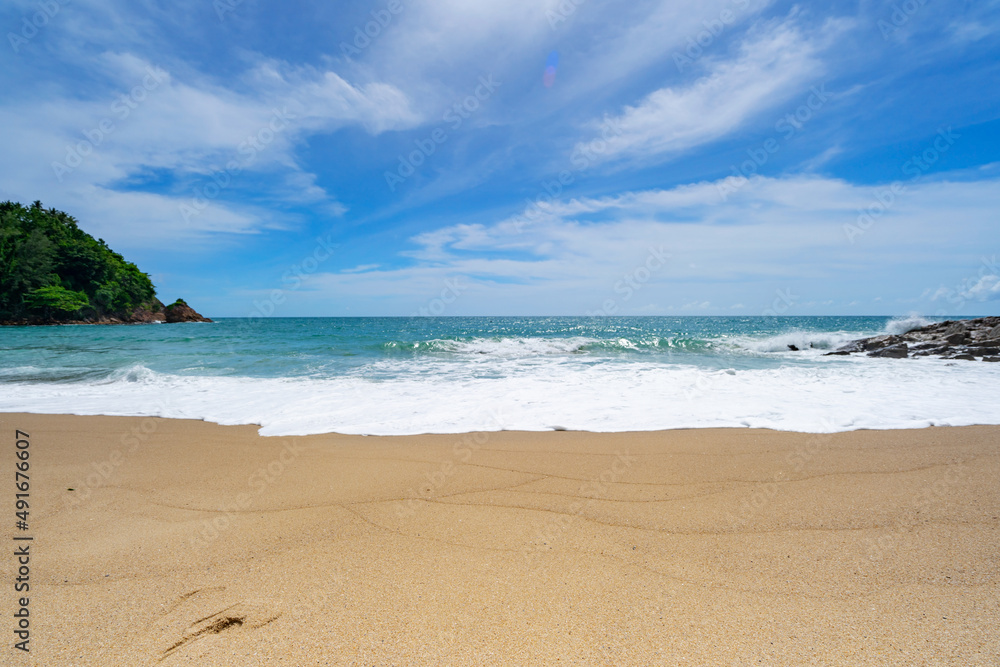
[1,413,997,665]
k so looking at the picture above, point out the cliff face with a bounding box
[0,298,210,325]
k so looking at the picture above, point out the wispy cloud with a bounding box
[287,174,1000,315]
[575,15,841,166]
[959,275,1000,302]
[0,49,420,246]
[1,0,998,314]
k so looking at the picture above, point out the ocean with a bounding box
[1,315,997,436]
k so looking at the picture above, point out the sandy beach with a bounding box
[2,413,998,665]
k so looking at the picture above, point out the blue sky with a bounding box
[1,0,998,317]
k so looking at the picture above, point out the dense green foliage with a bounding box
[0,201,156,321]
[24,285,91,314]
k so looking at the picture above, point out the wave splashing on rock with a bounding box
[824,317,1000,361]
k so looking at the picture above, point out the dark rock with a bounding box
[823,350,852,356]
[983,357,1000,363]
[164,299,212,323]
[840,317,1000,361]
[868,343,908,358]
[833,342,863,354]
[862,335,902,351]
[948,354,977,361]
[912,346,950,357]
[787,344,800,351]
[121,299,167,324]
[2,299,167,326]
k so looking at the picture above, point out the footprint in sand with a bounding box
[156,587,280,662]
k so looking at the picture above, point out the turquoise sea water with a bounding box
[0,315,936,379]
[1,316,998,435]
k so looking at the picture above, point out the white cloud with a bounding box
[575,15,840,165]
[949,20,996,43]
[289,174,1000,314]
[358,0,569,111]
[364,0,778,118]
[960,275,1000,301]
[246,61,421,136]
[0,53,420,247]
[342,264,382,274]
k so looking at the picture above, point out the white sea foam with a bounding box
[0,366,45,377]
[390,335,713,358]
[884,314,934,335]
[724,314,942,356]
[419,336,597,356]
[728,331,862,354]
[2,356,998,436]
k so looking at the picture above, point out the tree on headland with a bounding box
[0,201,158,322]
[24,285,90,316]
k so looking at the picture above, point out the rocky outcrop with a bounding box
[163,299,212,323]
[825,317,1000,361]
[0,298,210,325]
[869,343,909,358]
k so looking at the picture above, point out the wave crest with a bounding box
[100,364,162,384]
[884,315,933,335]
[730,331,860,354]
[382,336,714,357]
